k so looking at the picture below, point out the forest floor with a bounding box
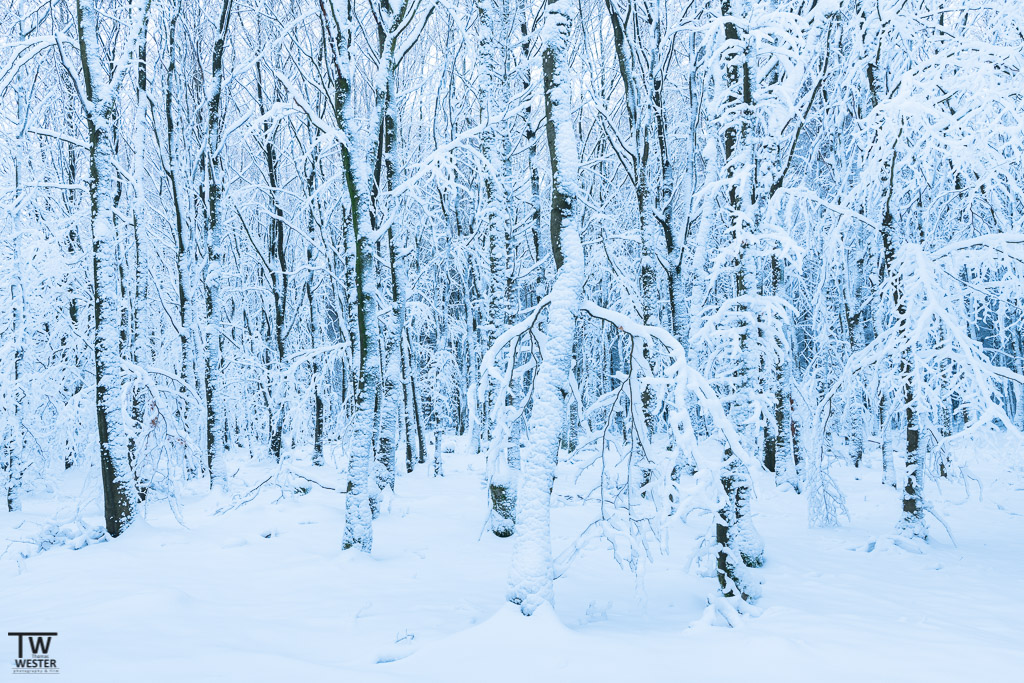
[3,431,1023,682]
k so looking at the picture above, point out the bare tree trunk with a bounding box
[201,0,234,489]
[255,59,288,463]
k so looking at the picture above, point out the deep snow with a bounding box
[2,433,1023,682]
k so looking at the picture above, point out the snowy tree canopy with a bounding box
[2,0,1024,677]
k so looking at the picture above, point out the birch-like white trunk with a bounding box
[77,0,150,536]
[508,0,584,616]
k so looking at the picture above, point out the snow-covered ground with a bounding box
[3,436,1023,682]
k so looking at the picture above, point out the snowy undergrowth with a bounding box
[2,435,1023,682]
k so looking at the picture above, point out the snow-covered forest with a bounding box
[2,0,1024,679]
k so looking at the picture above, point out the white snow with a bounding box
[3,433,1023,682]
